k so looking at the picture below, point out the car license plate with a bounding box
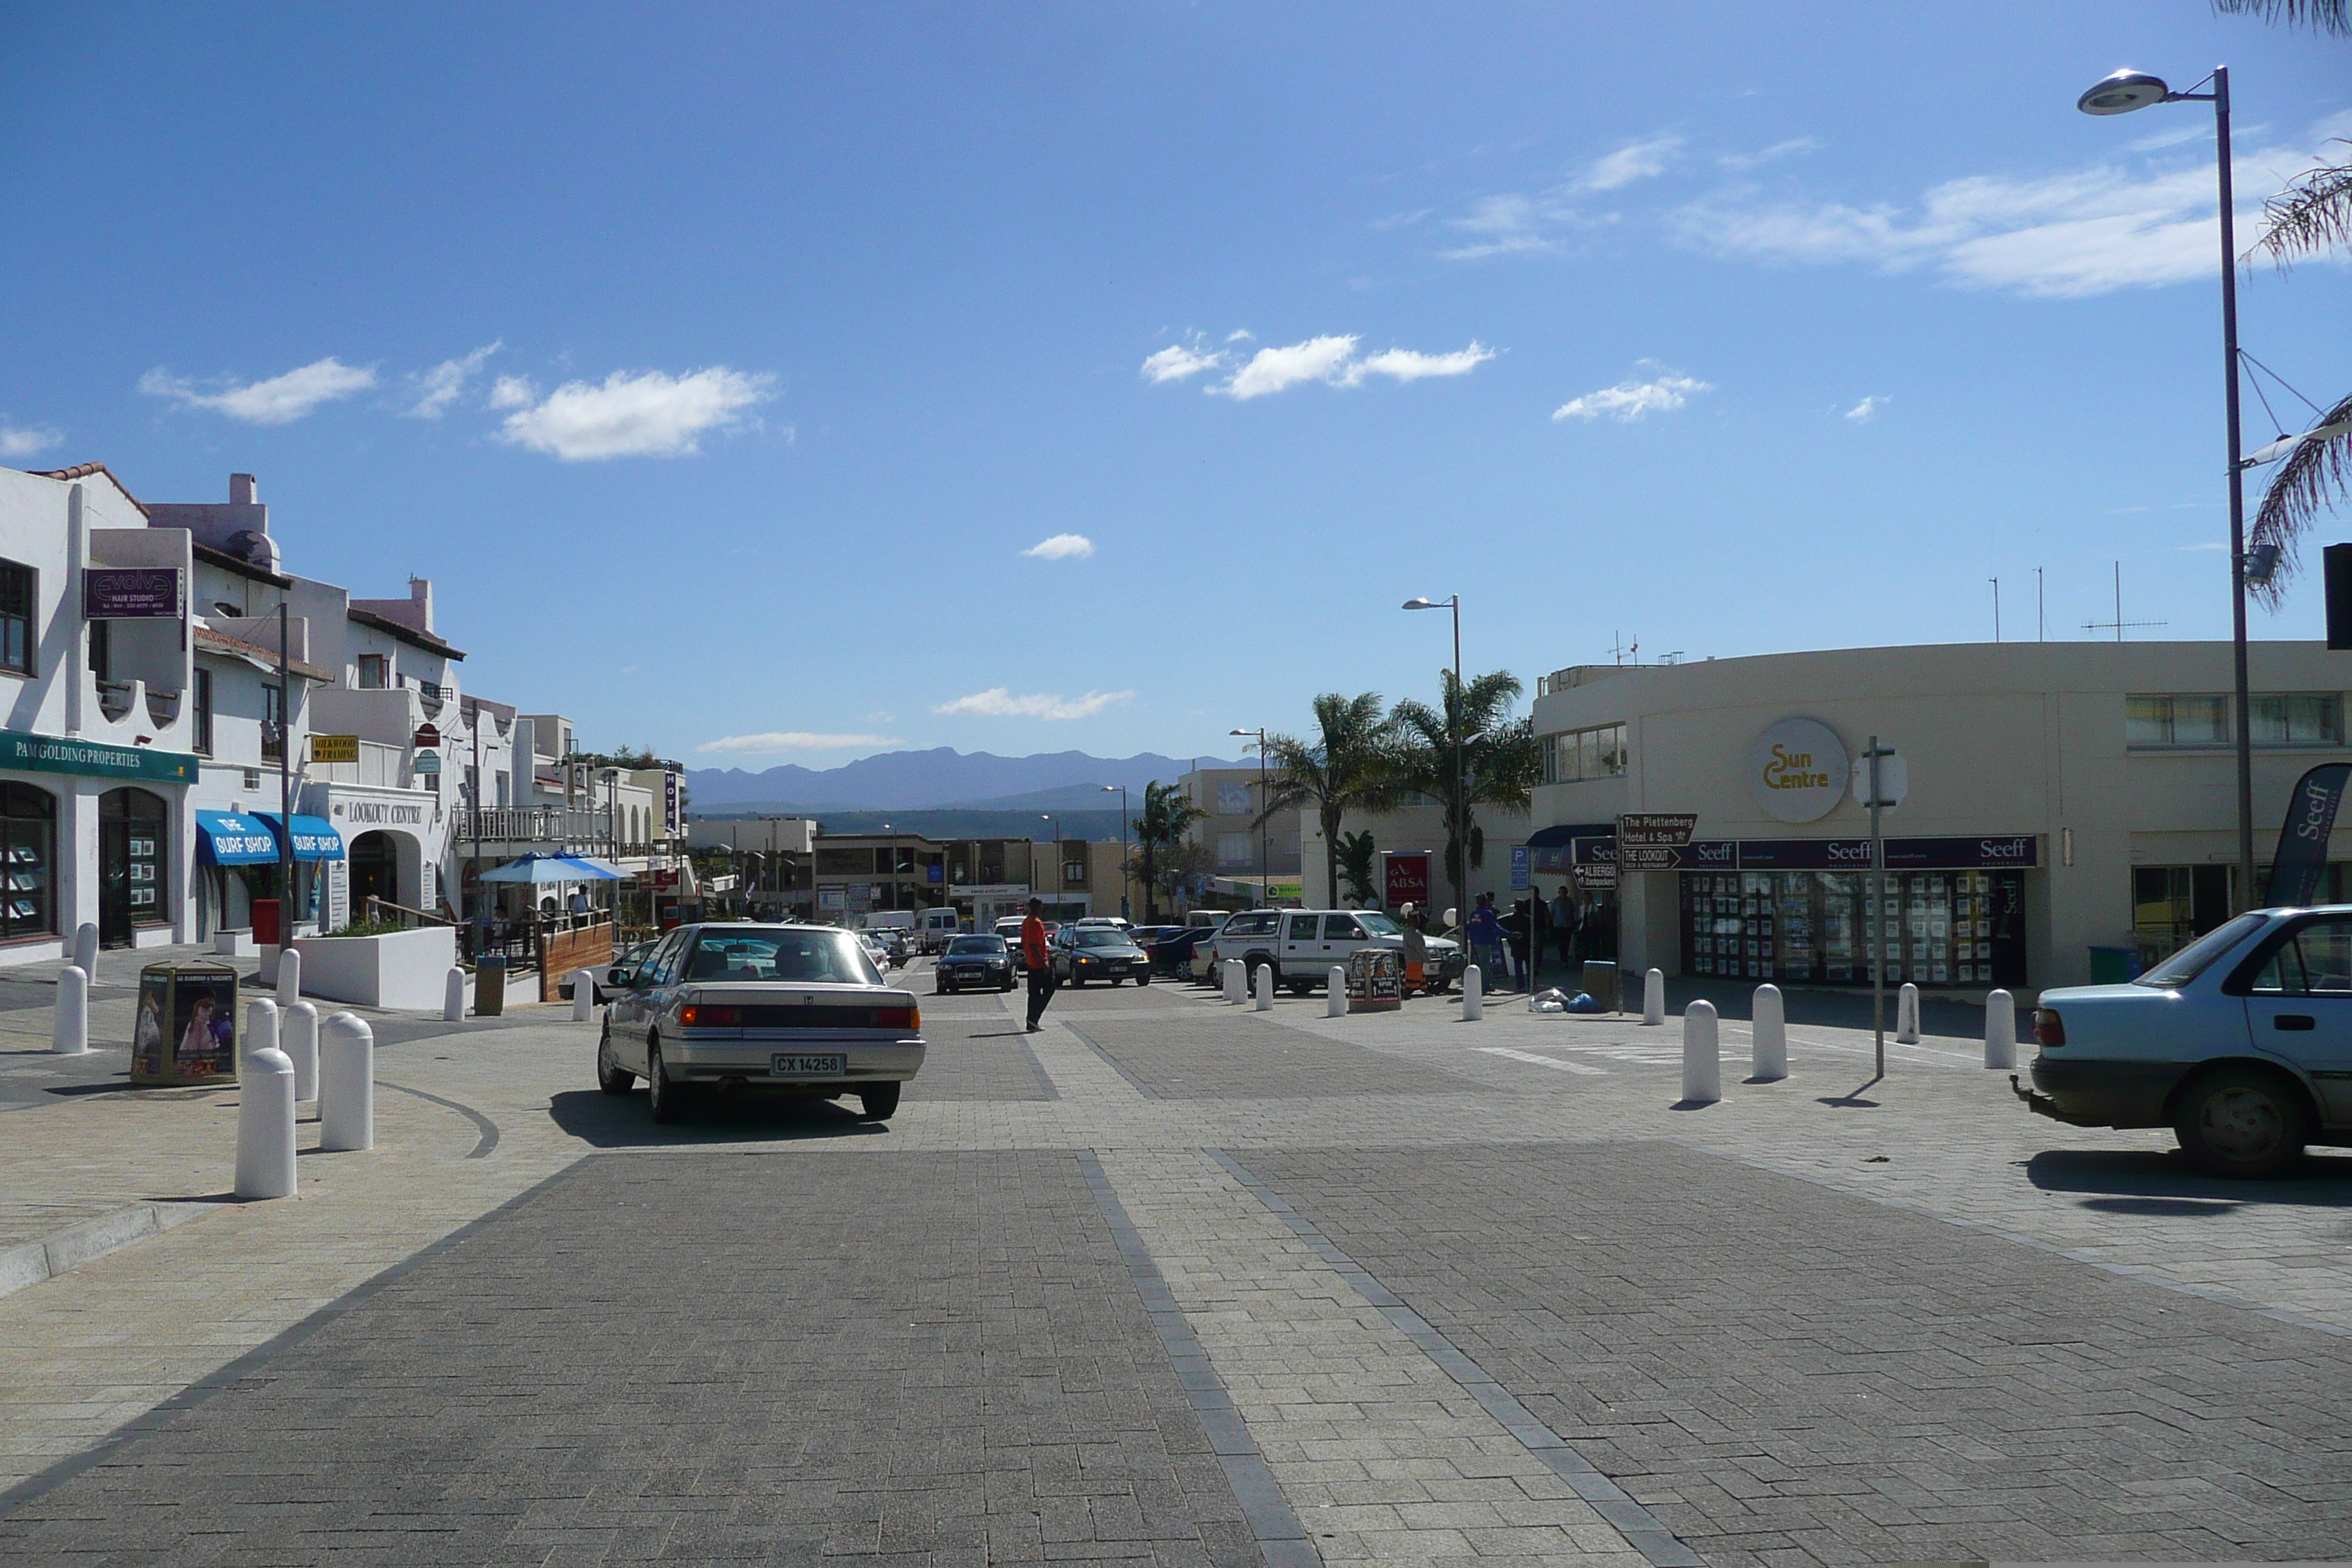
[771,1053,848,1077]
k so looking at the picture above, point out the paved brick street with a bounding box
[3,962,2351,1564]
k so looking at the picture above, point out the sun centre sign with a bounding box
[1747,718,1849,823]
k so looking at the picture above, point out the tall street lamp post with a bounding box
[2078,64,2255,905]
[1102,784,1129,920]
[1402,595,1465,922]
[1229,729,1268,908]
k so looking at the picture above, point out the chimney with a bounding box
[228,473,257,505]
[408,576,432,632]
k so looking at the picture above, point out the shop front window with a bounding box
[2132,864,2234,969]
[1681,868,2024,988]
[0,783,54,941]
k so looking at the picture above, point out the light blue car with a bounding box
[2016,908,2352,1177]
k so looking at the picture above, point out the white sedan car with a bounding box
[597,923,925,1124]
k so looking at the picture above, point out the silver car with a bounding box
[596,923,925,1124]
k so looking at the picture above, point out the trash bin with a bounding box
[475,954,505,1017]
[130,960,244,1085]
[1579,960,1621,1014]
[2087,945,2138,984]
[252,898,282,947]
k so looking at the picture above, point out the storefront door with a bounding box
[99,788,167,949]
[350,831,398,912]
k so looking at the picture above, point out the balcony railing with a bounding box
[460,806,614,845]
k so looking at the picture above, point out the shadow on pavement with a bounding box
[546,1088,889,1148]
[2027,1147,2352,1206]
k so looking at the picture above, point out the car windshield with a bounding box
[1356,912,1402,936]
[947,936,1005,955]
[1075,928,1129,947]
[2133,913,2267,988]
[680,927,883,986]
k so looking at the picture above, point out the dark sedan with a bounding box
[1147,926,1213,978]
[1052,925,1152,986]
[934,933,1017,993]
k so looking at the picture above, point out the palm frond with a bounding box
[2215,0,2351,33]
[2249,392,2352,608]
[2253,152,2352,265]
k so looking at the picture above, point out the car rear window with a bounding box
[681,929,882,986]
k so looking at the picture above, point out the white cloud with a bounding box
[402,341,502,418]
[488,374,535,410]
[2176,540,2229,551]
[0,421,62,459]
[497,366,774,460]
[1575,135,1684,192]
[1843,395,1887,423]
[1440,194,1564,260]
[1717,137,1820,171]
[1676,116,2352,298]
[1218,335,1364,399]
[1357,343,1498,382]
[934,687,1134,720]
[1022,533,1096,560]
[1141,342,1226,383]
[695,731,903,754]
[1225,328,1255,342]
[140,356,377,425]
[1553,373,1712,423]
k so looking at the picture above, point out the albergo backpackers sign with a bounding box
[0,728,197,784]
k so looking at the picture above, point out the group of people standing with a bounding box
[1461,886,1614,992]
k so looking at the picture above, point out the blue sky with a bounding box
[3,2,2348,769]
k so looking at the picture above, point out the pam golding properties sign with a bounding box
[0,728,196,784]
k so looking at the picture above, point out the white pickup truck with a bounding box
[1207,908,1464,995]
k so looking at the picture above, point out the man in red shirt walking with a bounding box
[1021,897,1058,1033]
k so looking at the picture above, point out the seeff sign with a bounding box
[2264,763,2352,906]
[1747,718,1849,824]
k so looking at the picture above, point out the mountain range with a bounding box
[685,748,1243,813]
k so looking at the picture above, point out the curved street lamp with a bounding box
[2076,63,2255,905]
[1402,595,1466,923]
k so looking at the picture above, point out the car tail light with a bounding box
[875,1006,916,1032]
[2032,1008,2065,1046]
[681,1003,741,1027]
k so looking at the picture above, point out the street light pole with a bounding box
[2079,64,2255,906]
[1230,728,1268,908]
[1103,784,1129,920]
[1403,595,1464,923]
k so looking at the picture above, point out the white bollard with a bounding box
[1897,981,1921,1044]
[72,921,97,978]
[233,1044,298,1200]
[284,1000,320,1102]
[1984,987,2017,1070]
[1751,983,1787,1082]
[571,968,596,1022]
[319,1012,374,1153]
[1253,963,1275,1011]
[443,965,466,1022]
[1681,999,1721,1104]
[1326,965,1347,1017]
[1462,964,1483,1021]
[276,946,302,1005]
[1643,967,1665,1026]
[244,997,279,1069]
[51,964,88,1055]
[1223,958,1245,1004]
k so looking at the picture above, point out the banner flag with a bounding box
[2264,763,2352,907]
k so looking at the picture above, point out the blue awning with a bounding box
[257,813,345,862]
[195,810,278,866]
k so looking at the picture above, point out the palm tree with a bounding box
[1256,692,1404,910]
[1131,780,1205,922]
[1390,670,1544,924]
[2219,0,2352,600]
[1335,829,1380,907]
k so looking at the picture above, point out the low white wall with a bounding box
[293,926,456,1011]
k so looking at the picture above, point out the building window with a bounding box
[1545,723,1628,783]
[358,654,388,689]
[262,682,284,763]
[2133,864,2233,968]
[0,783,56,941]
[1217,832,1253,868]
[2250,693,2343,747]
[0,561,33,676]
[2125,694,2230,747]
[192,668,214,755]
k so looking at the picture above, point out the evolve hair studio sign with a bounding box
[1747,719,1849,823]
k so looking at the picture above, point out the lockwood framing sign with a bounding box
[0,728,196,783]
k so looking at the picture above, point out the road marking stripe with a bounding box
[1477,1047,1607,1074]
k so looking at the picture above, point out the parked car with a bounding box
[2016,908,2352,1177]
[1052,924,1152,986]
[1206,908,1464,995]
[935,933,1017,993]
[560,938,657,1004]
[875,929,911,968]
[1145,926,1212,979]
[596,923,924,1123]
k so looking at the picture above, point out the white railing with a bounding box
[460,806,614,844]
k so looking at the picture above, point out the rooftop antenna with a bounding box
[2081,561,2167,641]
[1611,630,1639,666]
[2037,568,2046,641]
[1989,577,2000,642]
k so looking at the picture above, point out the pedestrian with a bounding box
[1501,898,1531,991]
[1401,909,1429,998]
[1550,886,1580,968]
[1021,897,1058,1033]
[1529,893,1549,988]
[1468,894,1504,984]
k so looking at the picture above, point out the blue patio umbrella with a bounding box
[476,851,624,884]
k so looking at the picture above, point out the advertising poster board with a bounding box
[130,965,240,1085]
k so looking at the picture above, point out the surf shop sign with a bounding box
[1746,718,1849,824]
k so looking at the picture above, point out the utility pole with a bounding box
[277,602,295,931]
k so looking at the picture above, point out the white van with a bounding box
[916,908,962,954]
